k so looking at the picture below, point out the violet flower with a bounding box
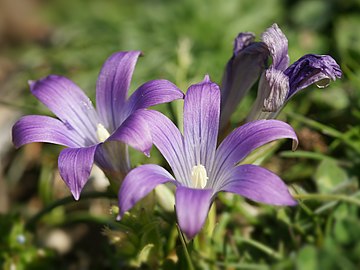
[118,76,298,239]
[220,24,342,128]
[247,24,342,120]
[220,32,268,131]
[12,51,184,200]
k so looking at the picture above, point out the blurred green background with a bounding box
[1,0,360,269]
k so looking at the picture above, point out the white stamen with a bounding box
[191,164,208,189]
[96,123,110,142]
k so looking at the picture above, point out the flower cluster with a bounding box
[12,24,341,239]
[220,24,342,129]
[12,51,184,199]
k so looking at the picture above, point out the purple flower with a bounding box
[247,24,342,120]
[12,51,184,200]
[118,76,298,239]
[220,32,269,131]
[220,24,342,127]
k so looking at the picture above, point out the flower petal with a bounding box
[107,109,152,156]
[95,141,130,176]
[12,115,82,148]
[141,110,188,185]
[261,23,289,71]
[262,68,289,112]
[175,186,213,239]
[117,164,176,219]
[220,37,268,130]
[29,75,99,145]
[213,120,297,185]
[58,145,98,200]
[246,68,289,121]
[233,32,256,56]
[218,164,297,205]
[284,54,342,99]
[96,51,142,131]
[183,76,220,172]
[125,79,184,115]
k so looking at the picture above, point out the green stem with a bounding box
[286,111,343,138]
[294,193,360,208]
[26,191,116,230]
[286,112,360,153]
[201,256,269,270]
[176,224,195,270]
[234,234,283,260]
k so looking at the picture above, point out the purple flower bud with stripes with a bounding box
[247,24,342,120]
[220,23,342,128]
[220,32,268,131]
[12,51,184,200]
[117,75,298,239]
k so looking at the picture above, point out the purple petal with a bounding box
[262,68,290,112]
[233,32,256,56]
[95,141,130,176]
[141,110,188,185]
[125,79,184,115]
[284,54,342,99]
[29,75,99,145]
[220,40,268,130]
[218,164,297,205]
[214,120,298,182]
[96,51,142,131]
[12,115,82,148]
[175,186,213,239]
[117,164,176,219]
[183,76,220,171]
[107,109,152,156]
[246,68,289,121]
[58,145,98,200]
[261,23,289,71]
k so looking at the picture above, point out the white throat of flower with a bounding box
[190,164,208,189]
[96,123,111,143]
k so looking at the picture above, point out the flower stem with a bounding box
[176,224,195,270]
[286,112,360,154]
[234,233,283,260]
[294,193,360,208]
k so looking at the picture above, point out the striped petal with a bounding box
[284,54,342,99]
[117,164,176,219]
[96,51,142,131]
[183,76,220,174]
[175,186,213,239]
[12,115,82,148]
[29,75,99,145]
[246,68,289,121]
[142,110,188,185]
[125,79,184,115]
[213,120,297,185]
[58,145,99,200]
[218,164,297,205]
[107,109,152,156]
[220,35,268,130]
[261,23,289,71]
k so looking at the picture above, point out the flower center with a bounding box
[96,123,110,143]
[190,164,208,189]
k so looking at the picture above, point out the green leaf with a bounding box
[314,159,349,193]
[296,245,318,270]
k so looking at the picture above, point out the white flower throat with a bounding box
[191,164,208,189]
[96,123,110,143]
